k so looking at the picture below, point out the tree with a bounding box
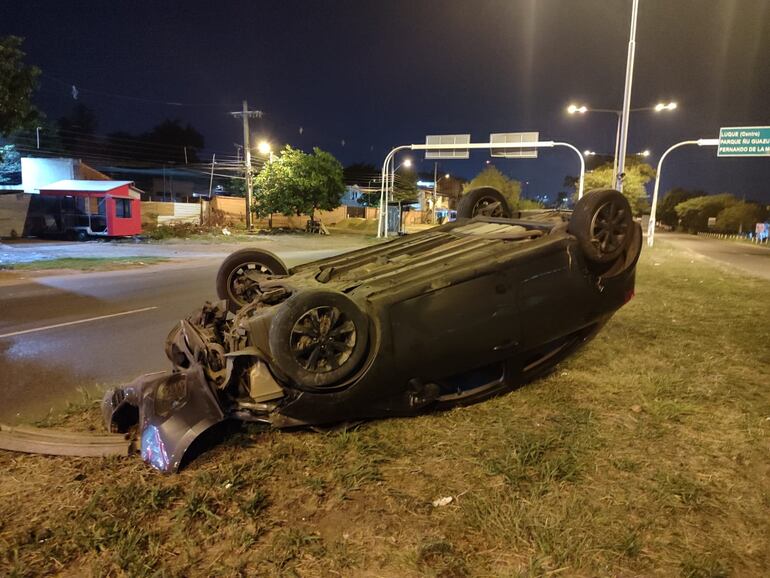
[675,194,737,233]
[0,144,21,184]
[462,165,521,210]
[0,36,41,137]
[58,103,98,156]
[344,162,379,187]
[253,146,345,220]
[392,167,418,202]
[715,202,768,233]
[141,119,204,163]
[657,188,704,228]
[581,157,655,215]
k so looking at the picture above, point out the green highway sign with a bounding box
[718,126,770,157]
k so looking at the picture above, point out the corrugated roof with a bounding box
[39,179,136,192]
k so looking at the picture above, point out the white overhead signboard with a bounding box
[490,132,539,158]
[425,134,471,159]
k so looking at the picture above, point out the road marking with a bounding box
[0,306,159,339]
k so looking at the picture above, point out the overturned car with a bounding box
[104,187,642,472]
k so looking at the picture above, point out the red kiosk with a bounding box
[37,179,142,240]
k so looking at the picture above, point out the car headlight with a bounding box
[154,374,188,418]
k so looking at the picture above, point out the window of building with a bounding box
[115,199,132,218]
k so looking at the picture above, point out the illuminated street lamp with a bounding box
[638,149,651,157]
[654,102,677,112]
[567,104,588,114]
[257,140,275,163]
[566,101,677,187]
[583,149,597,157]
[257,140,272,155]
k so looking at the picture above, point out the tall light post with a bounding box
[381,157,412,238]
[431,168,450,223]
[568,101,676,187]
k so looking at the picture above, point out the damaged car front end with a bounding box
[104,187,643,473]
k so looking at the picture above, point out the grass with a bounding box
[1,256,168,271]
[1,240,769,576]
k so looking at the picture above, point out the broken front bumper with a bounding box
[102,366,226,473]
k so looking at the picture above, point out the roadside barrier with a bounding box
[697,232,768,245]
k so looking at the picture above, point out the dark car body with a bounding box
[104,195,642,473]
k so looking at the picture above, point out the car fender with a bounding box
[103,366,225,473]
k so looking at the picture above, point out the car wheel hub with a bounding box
[289,306,356,373]
[590,200,628,255]
[228,263,273,303]
[473,197,504,217]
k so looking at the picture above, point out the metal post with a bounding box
[432,162,438,224]
[36,126,41,149]
[379,140,584,238]
[611,112,622,187]
[615,0,640,192]
[208,154,216,198]
[242,101,253,230]
[647,138,719,248]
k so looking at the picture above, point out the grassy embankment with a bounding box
[0,241,768,577]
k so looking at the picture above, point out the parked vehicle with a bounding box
[103,188,642,473]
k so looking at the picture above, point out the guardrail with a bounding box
[697,232,769,245]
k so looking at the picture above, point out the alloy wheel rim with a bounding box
[473,196,504,217]
[289,306,356,373]
[228,262,273,304]
[590,200,628,255]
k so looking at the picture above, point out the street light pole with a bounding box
[615,0,640,192]
[647,138,719,248]
[568,102,676,188]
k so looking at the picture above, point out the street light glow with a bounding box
[257,140,272,154]
[444,173,450,179]
[402,158,412,168]
[568,104,588,114]
[654,101,677,112]
[583,149,596,156]
[639,149,651,157]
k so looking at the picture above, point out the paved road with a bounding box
[655,233,770,281]
[0,241,369,423]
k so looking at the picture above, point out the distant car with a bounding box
[103,187,642,473]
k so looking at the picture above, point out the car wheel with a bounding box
[568,189,633,263]
[269,291,369,391]
[216,248,289,312]
[456,187,512,219]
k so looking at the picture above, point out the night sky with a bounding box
[3,0,770,201]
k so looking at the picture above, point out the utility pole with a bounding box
[230,100,263,230]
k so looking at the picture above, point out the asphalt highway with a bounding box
[0,245,363,423]
[655,233,770,281]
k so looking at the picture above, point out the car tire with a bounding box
[456,187,512,219]
[216,248,289,312]
[269,291,369,391]
[568,188,633,263]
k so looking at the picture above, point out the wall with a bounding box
[141,201,201,226]
[0,193,31,237]
[209,196,380,229]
